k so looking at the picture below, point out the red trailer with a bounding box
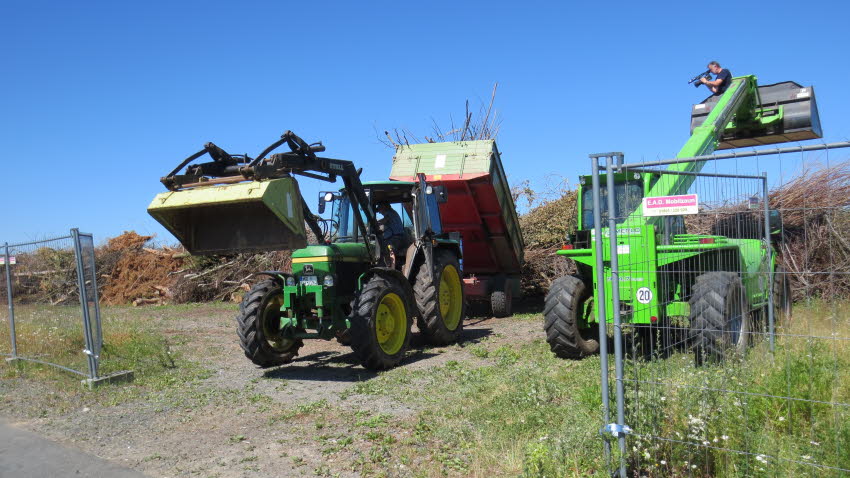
[390,140,524,317]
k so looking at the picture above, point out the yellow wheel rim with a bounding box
[375,292,407,355]
[262,294,296,352]
[439,265,463,331]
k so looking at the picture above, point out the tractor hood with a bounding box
[291,243,370,264]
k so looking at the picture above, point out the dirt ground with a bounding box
[0,303,545,477]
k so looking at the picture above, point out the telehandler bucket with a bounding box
[147,178,307,255]
[690,81,822,149]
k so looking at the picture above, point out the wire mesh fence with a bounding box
[589,144,850,476]
[1,229,103,380]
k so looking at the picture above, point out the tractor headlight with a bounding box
[323,275,335,287]
[285,276,297,287]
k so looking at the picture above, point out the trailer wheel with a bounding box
[688,272,751,365]
[544,275,599,359]
[350,275,413,370]
[236,280,303,367]
[414,250,466,345]
[490,286,512,318]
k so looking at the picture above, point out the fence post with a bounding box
[82,233,103,357]
[590,156,612,468]
[762,174,776,352]
[605,155,628,478]
[71,229,98,380]
[4,242,17,358]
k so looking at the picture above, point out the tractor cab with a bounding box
[319,179,451,271]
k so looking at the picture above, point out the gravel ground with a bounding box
[0,303,544,477]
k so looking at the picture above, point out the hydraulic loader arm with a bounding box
[631,76,760,225]
[158,131,387,263]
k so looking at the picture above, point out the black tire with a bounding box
[773,265,792,326]
[414,250,466,345]
[490,286,512,318]
[688,272,751,365]
[543,275,600,359]
[236,280,303,367]
[350,275,413,370]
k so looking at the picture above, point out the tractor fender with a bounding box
[360,267,417,316]
[402,243,462,281]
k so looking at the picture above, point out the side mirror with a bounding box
[318,191,335,215]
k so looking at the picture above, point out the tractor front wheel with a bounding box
[414,250,466,345]
[236,280,303,367]
[688,272,751,365]
[350,275,414,370]
[544,275,599,359]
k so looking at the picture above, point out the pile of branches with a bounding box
[98,232,185,305]
[93,232,293,305]
[518,191,579,296]
[770,162,850,300]
[168,251,291,303]
[3,246,79,305]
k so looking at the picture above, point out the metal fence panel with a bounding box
[2,230,104,380]
[591,144,850,476]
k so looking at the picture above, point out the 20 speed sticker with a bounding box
[636,287,653,304]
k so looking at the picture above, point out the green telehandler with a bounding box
[148,131,465,370]
[545,76,820,363]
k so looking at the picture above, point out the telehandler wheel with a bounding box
[236,280,303,368]
[543,275,599,359]
[688,272,751,365]
[350,275,413,370]
[490,285,512,318]
[773,265,792,326]
[414,250,466,345]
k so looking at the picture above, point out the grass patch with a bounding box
[621,300,850,476]
[341,302,850,477]
[0,304,212,415]
[344,339,607,477]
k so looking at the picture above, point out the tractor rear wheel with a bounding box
[688,272,751,365]
[236,280,303,367]
[414,250,466,345]
[544,275,599,359]
[350,275,413,370]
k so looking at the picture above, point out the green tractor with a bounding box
[545,76,816,363]
[148,131,465,370]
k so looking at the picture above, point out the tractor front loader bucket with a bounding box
[147,178,307,255]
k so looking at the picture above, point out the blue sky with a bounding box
[2,1,849,245]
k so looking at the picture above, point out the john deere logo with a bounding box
[303,264,314,274]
